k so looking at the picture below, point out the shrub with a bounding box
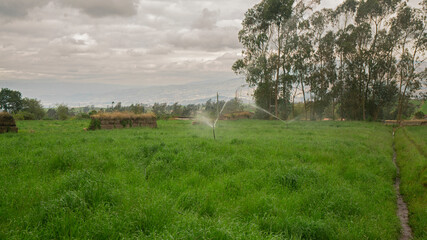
[414,111,425,119]
[75,113,91,120]
[21,98,45,120]
[57,105,69,120]
[14,111,36,120]
[88,119,101,130]
[89,110,97,116]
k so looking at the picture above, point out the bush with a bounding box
[57,105,69,120]
[14,111,36,120]
[414,111,425,119]
[89,110,97,116]
[75,113,91,120]
[88,119,101,130]
[21,98,45,120]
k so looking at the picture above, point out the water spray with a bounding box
[196,84,295,139]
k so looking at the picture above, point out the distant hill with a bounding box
[0,78,253,107]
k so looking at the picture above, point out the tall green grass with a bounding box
[0,120,400,239]
[395,127,427,239]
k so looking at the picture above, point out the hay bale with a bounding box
[88,112,157,131]
[0,127,7,134]
[8,127,18,133]
[221,111,254,120]
[0,112,18,133]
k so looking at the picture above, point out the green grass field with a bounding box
[418,101,427,114]
[395,126,427,239]
[0,120,413,239]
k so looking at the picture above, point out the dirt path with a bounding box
[392,130,413,240]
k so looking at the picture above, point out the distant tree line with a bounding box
[148,98,244,119]
[233,0,426,121]
[0,87,246,121]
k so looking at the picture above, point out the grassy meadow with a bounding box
[395,126,427,239]
[0,119,406,239]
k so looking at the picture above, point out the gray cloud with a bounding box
[0,0,50,18]
[166,27,240,51]
[0,0,138,18]
[192,8,220,30]
[58,0,138,18]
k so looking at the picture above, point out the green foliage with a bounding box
[0,120,404,239]
[0,88,22,114]
[129,103,145,114]
[46,108,57,120]
[120,119,132,128]
[89,110,97,116]
[13,111,36,120]
[223,98,244,114]
[74,113,91,120]
[152,103,168,119]
[21,98,45,120]
[88,119,101,130]
[414,111,425,119]
[235,0,425,121]
[57,105,69,120]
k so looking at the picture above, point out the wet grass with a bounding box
[0,120,401,239]
[395,126,427,239]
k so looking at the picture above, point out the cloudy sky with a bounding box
[0,0,377,106]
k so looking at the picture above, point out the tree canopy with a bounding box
[0,88,23,114]
[234,0,426,121]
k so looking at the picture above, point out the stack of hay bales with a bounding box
[220,111,254,120]
[88,112,157,130]
[0,112,18,133]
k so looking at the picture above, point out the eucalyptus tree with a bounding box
[368,29,398,120]
[261,0,294,117]
[307,9,336,119]
[355,0,400,120]
[280,0,316,119]
[235,0,425,121]
[390,2,427,122]
[314,30,336,119]
[233,1,275,117]
[234,0,313,118]
[332,0,358,119]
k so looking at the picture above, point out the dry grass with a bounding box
[91,112,156,120]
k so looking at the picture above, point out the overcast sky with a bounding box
[0,0,419,106]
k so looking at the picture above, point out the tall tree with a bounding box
[0,88,23,114]
[21,98,45,120]
[391,2,427,122]
[57,104,69,120]
[233,0,296,118]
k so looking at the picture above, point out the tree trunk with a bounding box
[332,99,335,120]
[301,78,307,120]
[275,25,281,118]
